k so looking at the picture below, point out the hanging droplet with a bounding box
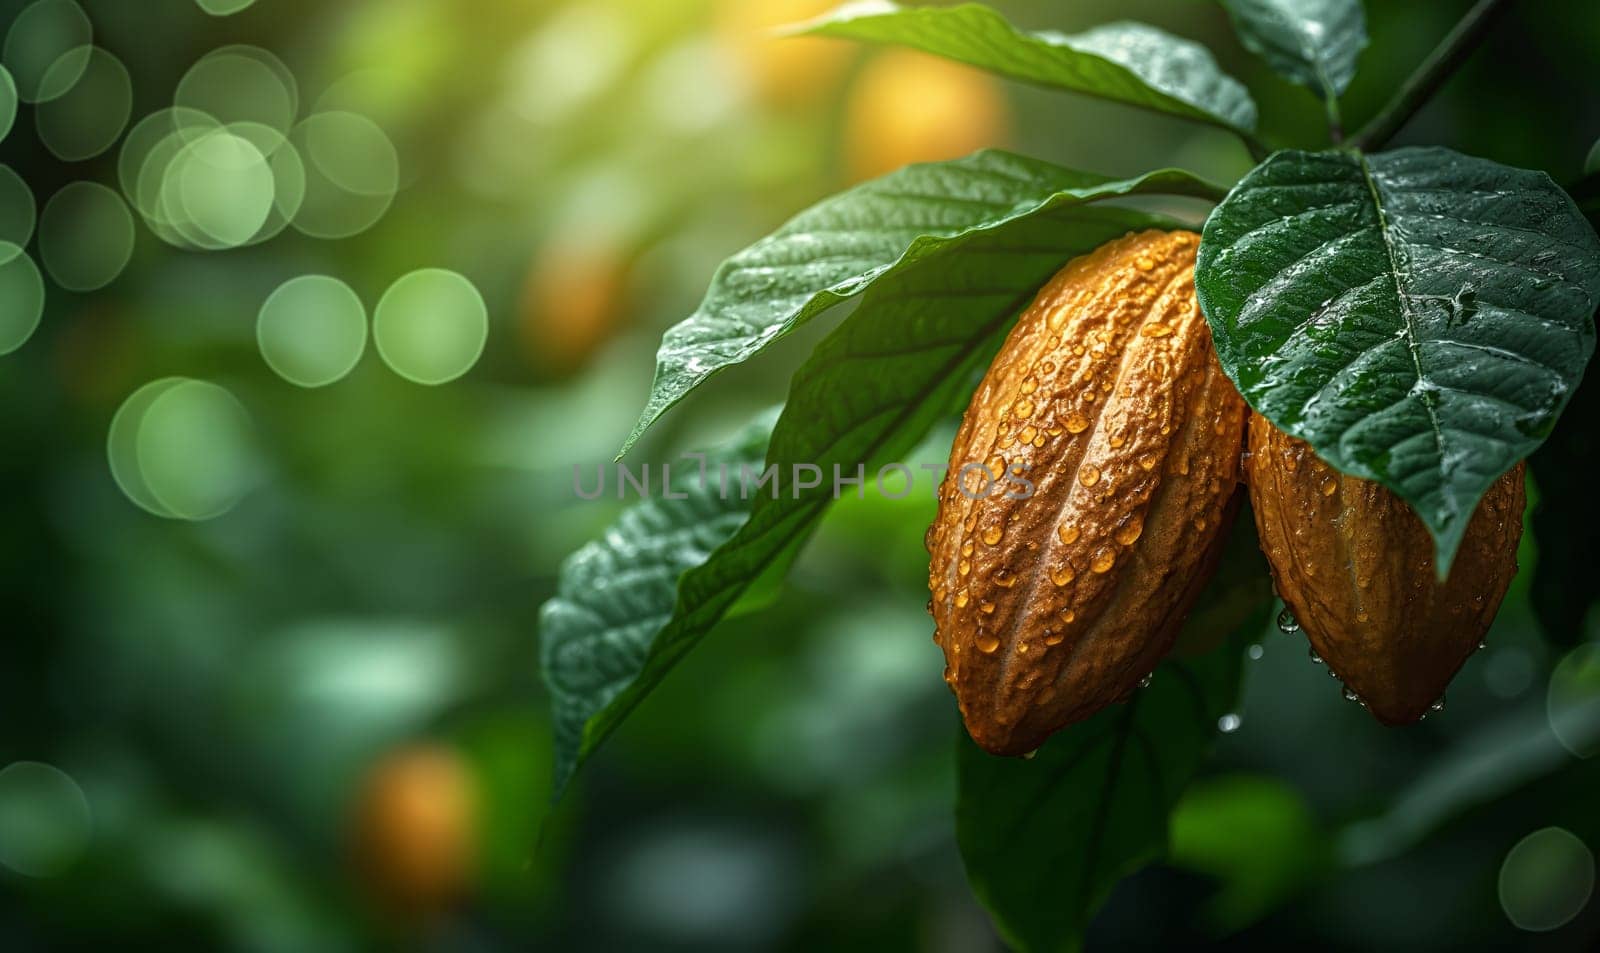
[1217,713,1242,733]
[1138,673,1154,689]
[1277,607,1301,633]
[1342,685,1361,703]
[1430,694,1447,712]
[1308,647,1323,665]
[1246,644,1264,661]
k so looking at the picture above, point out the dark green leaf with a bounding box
[956,517,1270,953]
[621,150,1226,455]
[1219,0,1367,100]
[540,412,778,791]
[799,2,1256,134]
[1195,147,1600,572]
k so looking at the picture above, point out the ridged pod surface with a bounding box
[1246,415,1525,723]
[927,229,1248,756]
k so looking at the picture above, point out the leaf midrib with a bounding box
[1356,151,1448,497]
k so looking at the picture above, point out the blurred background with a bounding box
[1,0,1598,949]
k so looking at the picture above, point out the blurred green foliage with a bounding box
[1,0,1598,950]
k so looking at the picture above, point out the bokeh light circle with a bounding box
[0,761,91,878]
[1499,827,1595,932]
[196,0,258,15]
[137,380,260,520]
[257,275,368,387]
[34,46,132,161]
[108,379,261,520]
[108,378,186,517]
[0,243,45,355]
[0,65,16,142]
[289,112,397,239]
[169,129,276,247]
[119,107,216,207]
[175,45,297,139]
[38,182,135,292]
[1548,643,1600,758]
[126,113,306,251]
[0,0,92,103]
[303,110,398,196]
[0,165,36,247]
[373,269,488,385]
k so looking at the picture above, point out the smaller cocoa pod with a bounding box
[1245,416,1525,723]
[927,229,1248,756]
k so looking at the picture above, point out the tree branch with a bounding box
[1351,0,1514,152]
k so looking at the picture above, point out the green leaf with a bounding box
[547,203,1181,796]
[622,150,1225,455]
[1219,0,1367,101]
[540,411,779,791]
[799,2,1257,134]
[1195,147,1600,572]
[1169,775,1330,931]
[956,518,1270,953]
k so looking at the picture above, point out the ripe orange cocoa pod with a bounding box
[1245,415,1526,723]
[927,229,1248,756]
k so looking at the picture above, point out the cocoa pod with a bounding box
[1245,415,1525,723]
[927,229,1248,756]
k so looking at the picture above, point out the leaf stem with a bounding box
[1351,0,1514,151]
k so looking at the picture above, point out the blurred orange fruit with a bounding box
[350,744,478,917]
[715,0,854,109]
[519,240,632,375]
[844,50,1011,181]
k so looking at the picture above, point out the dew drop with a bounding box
[1135,256,1155,271]
[979,601,996,615]
[1321,477,1338,497]
[994,570,1016,589]
[982,526,1002,546]
[1060,609,1076,624]
[1247,644,1265,661]
[1020,377,1038,395]
[1356,610,1369,623]
[1058,524,1080,544]
[1430,694,1447,712]
[1108,435,1125,449]
[1342,685,1361,703]
[1308,648,1323,665]
[975,634,1000,654]
[1114,519,1144,546]
[1050,565,1075,586]
[1140,322,1173,338]
[958,560,971,576]
[1090,550,1116,573]
[1277,607,1302,633]
[1217,713,1242,733]
[962,541,974,557]
[1079,465,1101,487]
[1065,413,1090,434]
[954,591,970,608]
[1014,398,1035,418]
[1138,673,1154,688]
